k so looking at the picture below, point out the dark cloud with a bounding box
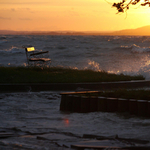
[9,8,34,14]
[19,18,31,20]
[0,17,11,20]
[11,8,15,11]
[0,2,49,5]
[26,8,30,10]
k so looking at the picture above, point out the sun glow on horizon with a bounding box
[0,0,149,32]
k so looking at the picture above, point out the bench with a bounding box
[24,46,51,67]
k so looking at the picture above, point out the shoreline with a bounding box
[1,80,150,92]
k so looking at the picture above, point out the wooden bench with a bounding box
[24,47,51,67]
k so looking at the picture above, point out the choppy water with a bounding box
[1,35,150,79]
[0,92,150,149]
[1,35,150,149]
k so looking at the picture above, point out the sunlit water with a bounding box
[1,35,150,79]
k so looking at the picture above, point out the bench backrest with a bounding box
[26,47,35,52]
[25,47,35,61]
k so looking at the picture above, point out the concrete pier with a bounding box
[148,101,150,117]
[98,97,107,112]
[72,95,81,112]
[65,95,73,112]
[106,98,118,112]
[118,98,129,112]
[129,99,138,115]
[90,96,98,112]
[137,100,148,117]
[60,91,150,118]
[81,96,90,113]
[1,80,150,92]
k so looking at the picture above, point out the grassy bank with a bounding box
[0,66,144,83]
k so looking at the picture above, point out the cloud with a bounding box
[19,18,31,20]
[10,8,34,13]
[0,1,49,5]
[11,8,15,11]
[17,8,31,11]
[0,17,11,20]
[67,10,80,17]
[25,8,30,10]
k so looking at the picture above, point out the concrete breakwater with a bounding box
[1,80,150,92]
[60,91,150,118]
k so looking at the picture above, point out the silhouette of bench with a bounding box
[24,47,51,67]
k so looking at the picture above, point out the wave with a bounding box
[0,36,7,40]
[43,46,54,50]
[119,44,150,53]
[131,44,150,53]
[84,60,101,72]
[1,46,25,54]
[1,35,150,79]
[0,36,7,45]
[0,40,7,45]
[10,46,22,53]
[57,46,67,49]
[138,64,150,79]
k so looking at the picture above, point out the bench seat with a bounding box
[29,58,51,62]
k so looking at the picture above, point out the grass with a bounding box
[0,66,144,83]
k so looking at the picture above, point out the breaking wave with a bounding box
[131,44,150,53]
[84,60,101,72]
[1,46,25,54]
[120,44,150,53]
[1,35,150,79]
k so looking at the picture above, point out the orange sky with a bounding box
[0,0,150,32]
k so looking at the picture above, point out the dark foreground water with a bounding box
[0,91,150,149]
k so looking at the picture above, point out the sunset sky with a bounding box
[0,0,150,32]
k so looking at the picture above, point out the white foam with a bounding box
[84,60,101,72]
[131,44,150,53]
[1,35,150,80]
[1,46,25,54]
[10,46,24,54]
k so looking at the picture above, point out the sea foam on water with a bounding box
[0,35,150,79]
[0,35,150,149]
